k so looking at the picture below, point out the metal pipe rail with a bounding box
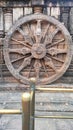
[35,115,73,119]
[36,87,73,93]
[0,109,21,114]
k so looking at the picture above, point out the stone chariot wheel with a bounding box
[3,13,72,85]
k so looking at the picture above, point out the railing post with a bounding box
[30,78,36,130]
[22,92,31,130]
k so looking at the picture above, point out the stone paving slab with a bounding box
[0,117,73,130]
[0,92,73,130]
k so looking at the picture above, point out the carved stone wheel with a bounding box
[3,14,72,85]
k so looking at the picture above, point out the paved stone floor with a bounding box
[0,92,73,130]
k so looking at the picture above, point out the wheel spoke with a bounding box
[11,38,31,48]
[48,39,65,48]
[45,57,57,72]
[17,56,32,73]
[17,27,33,45]
[41,24,50,43]
[51,56,64,63]
[44,27,60,45]
[26,23,35,42]
[35,20,42,43]
[34,60,41,79]
[28,59,34,78]
[41,59,49,77]
[36,20,42,36]
[51,27,60,39]
[9,47,31,55]
[11,56,25,63]
[47,48,67,56]
[42,24,50,39]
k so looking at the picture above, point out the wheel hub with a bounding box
[31,44,46,59]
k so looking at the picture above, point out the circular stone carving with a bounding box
[3,14,72,85]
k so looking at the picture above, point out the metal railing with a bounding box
[0,78,73,130]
